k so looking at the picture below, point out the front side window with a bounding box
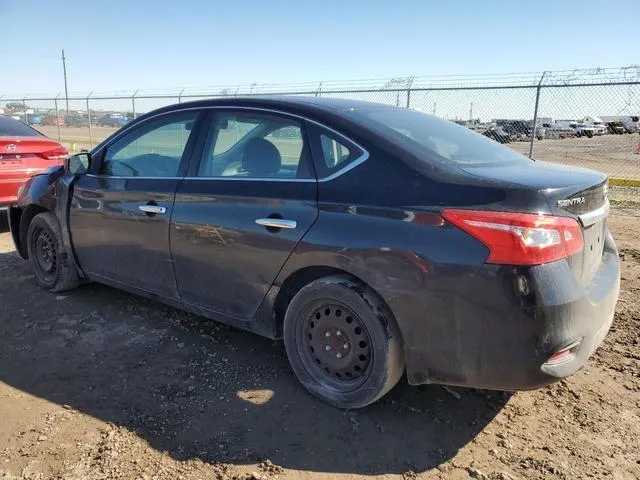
[101,112,198,177]
[198,111,310,179]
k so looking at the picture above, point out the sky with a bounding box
[1,0,639,98]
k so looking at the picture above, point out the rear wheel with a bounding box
[27,212,80,292]
[283,275,404,408]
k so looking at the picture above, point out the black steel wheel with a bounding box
[284,275,404,409]
[298,302,373,389]
[32,225,57,285]
[26,212,80,292]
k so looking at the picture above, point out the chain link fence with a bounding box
[3,67,639,200]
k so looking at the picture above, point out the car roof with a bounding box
[145,96,400,127]
[138,96,405,146]
[178,95,393,112]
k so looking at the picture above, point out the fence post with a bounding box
[529,72,547,159]
[132,90,138,119]
[54,95,62,143]
[86,92,93,149]
[23,97,27,122]
[406,77,414,109]
[178,88,185,104]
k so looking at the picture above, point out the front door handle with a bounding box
[139,205,166,214]
[255,218,297,229]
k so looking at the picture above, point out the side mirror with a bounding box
[65,153,91,175]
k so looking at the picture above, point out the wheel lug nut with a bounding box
[336,353,343,359]
[343,343,349,350]
[325,332,331,337]
[336,330,342,336]
[325,345,332,351]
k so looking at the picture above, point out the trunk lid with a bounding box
[459,160,609,284]
[0,136,64,157]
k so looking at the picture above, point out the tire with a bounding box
[283,275,405,409]
[27,212,80,292]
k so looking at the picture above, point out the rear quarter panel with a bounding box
[273,151,494,360]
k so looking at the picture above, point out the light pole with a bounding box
[61,49,70,115]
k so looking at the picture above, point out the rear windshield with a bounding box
[0,116,43,137]
[356,108,529,165]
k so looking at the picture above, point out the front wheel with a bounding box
[27,212,80,292]
[283,275,405,408]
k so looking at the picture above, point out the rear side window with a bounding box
[0,115,43,137]
[320,135,351,168]
[354,108,529,165]
[308,125,364,178]
[198,111,311,180]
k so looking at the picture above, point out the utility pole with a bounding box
[62,49,69,115]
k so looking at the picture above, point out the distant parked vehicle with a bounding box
[65,113,89,128]
[496,120,533,141]
[606,122,626,135]
[545,128,576,140]
[0,115,67,208]
[482,126,511,143]
[571,123,598,138]
[18,114,42,126]
[98,113,128,128]
[42,114,65,127]
[600,116,640,133]
[583,117,607,136]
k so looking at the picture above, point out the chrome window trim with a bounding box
[578,200,610,227]
[94,105,369,183]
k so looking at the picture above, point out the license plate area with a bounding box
[0,159,23,168]
[580,220,606,281]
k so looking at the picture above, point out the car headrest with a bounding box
[242,138,281,177]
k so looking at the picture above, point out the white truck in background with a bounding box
[582,116,607,135]
[552,120,599,138]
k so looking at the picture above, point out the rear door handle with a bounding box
[255,218,297,229]
[139,205,166,214]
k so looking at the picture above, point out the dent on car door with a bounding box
[171,109,319,319]
[69,111,201,296]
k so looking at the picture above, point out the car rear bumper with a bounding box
[0,177,26,207]
[403,230,620,390]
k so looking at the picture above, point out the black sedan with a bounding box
[8,97,620,408]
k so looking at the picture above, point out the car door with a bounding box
[69,110,201,297]
[170,109,318,319]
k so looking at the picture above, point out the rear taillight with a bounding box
[442,209,583,266]
[38,146,68,160]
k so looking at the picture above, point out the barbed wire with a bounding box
[3,66,639,100]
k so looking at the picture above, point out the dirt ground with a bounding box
[0,208,638,480]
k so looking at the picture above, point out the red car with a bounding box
[0,115,68,209]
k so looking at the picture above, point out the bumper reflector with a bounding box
[543,338,583,366]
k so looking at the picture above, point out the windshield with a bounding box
[357,108,529,165]
[0,115,43,137]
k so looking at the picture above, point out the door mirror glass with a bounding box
[65,153,91,175]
